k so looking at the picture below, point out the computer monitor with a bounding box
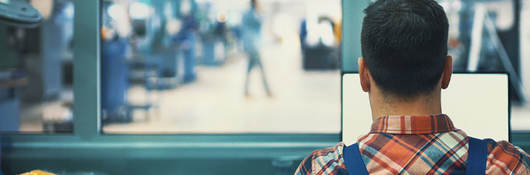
[342,73,509,145]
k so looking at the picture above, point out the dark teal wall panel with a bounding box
[4,159,290,175]
[1,134,339,174]
[73,0,101,138]
[341,0,370,72]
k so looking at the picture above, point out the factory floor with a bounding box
[16,54,530,134]
[103,43,342,134]
[512,104,530,131]
[19,90,73,133]
[16,40,530,134]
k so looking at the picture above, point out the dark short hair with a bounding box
[361,0,449,98]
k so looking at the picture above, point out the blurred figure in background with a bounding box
[243,0,272,97]
[100,2,132,122]
[173,0,199,84]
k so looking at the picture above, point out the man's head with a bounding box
[358,0,452,101]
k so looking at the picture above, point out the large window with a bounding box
[439,0,529,131]
[0,0,75,133]
[100,0,342,134]
[440,0,518,73]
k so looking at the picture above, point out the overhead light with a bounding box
[129,2,151,20]
[108,3,127,21]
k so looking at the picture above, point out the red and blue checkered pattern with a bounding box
[295,114,530,175]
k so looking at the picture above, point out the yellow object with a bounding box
[19,170,56,175]
[333,21,342,43]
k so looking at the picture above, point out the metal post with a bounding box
[73,0,100,138]
[341,0,369,72]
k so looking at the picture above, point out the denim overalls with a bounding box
[343,137,488,175]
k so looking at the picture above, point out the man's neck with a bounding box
[369,90,442,121]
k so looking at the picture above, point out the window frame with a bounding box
[1,0,340,164]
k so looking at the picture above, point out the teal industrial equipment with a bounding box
[0,0,43,27]
[0,0,44,133]
[0,1,43,174]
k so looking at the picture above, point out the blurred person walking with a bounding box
[242,0,272,97]
[172,0,199,84]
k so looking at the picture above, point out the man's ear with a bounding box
[441,56,453,89]
[358,58,371,92]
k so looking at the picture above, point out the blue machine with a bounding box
[144,0,180,88]
[0,87,21,132]
[0,0,45,145]
[0,25,21,132]
[101,38,130,122]
[199,16,227,66]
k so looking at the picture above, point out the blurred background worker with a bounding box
[95,0,343,133]
[242,0,272,97]
[172,0,199,84]
[101,1,136,123]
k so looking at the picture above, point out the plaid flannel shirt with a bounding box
[295,114,530,175]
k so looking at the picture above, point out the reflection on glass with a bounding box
[101,0,342,133]
[0,0,74,133]
[440,0,516,72]
[440,0,527,103]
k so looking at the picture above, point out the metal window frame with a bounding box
[0,0,339,170]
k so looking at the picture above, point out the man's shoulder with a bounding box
[294,142,348,175]
[308,142,346,158]
[483,139,530,174]
[293,138,530,175]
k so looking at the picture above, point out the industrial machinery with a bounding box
[0,0,43,27]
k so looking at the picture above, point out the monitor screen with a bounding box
[342,73,509,145]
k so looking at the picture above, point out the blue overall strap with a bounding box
[343,143,370,175]
[465,137,488,175]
